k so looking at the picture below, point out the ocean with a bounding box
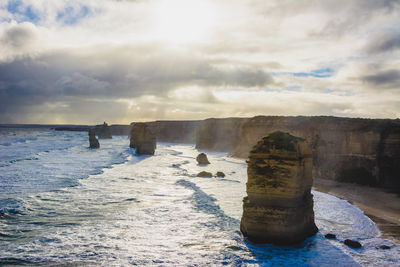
[0,127,399,266]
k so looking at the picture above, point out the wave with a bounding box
[0,198,27,217]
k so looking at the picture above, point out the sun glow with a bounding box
[152,0,217,44]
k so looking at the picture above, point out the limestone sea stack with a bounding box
[240,131,318,245]
[95,122,112,139]
[88,130,100,148]
[130,123,156,155]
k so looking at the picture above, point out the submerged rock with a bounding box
[216,171,225,177]
[196,153,210,164]
[130,123,156,155]
[95,122,112,139]
[197,171,213,177]
[240,131,318,245]
[344,239,362,248]
[378,245,391,250]
[88,130,99,148]
[324,233,336,239]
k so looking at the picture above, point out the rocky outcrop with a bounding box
[197,171,213,177]
[130,123,156,155]
[344,239,362,248]
[94,122,112,139]
[216,171,225,177]
[88,130,99,148]
[324,233,336,239]
[240,132,318,244]
[196,153,210,164]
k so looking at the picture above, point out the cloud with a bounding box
[362,69,400,88]
[365,33,400,54]
[1,0,400,123]
[0,44,274,122]
[0,22,39,61]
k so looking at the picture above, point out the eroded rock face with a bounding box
[130,123,156,155]
[240,131,318,245]
[95,122,112,139]
[88,130,99,148]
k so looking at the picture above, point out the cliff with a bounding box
[194,116,400,193]
[240,132,318,244]
[195,118,246,151]
[94,122,112,139]
[131,120,201,144]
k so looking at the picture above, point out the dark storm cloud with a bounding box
[362,69,400,88]
[365,33,400,54]
[0,45,274,119]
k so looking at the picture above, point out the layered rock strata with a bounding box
[240,132,318,244]
[130,123,156,155]
[88,130,99,148]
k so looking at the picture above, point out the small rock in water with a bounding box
[344,239,362,248]
[88,130,100,148]
[216,171,225,177]
[196,153,210,164]
[197,171,213,177]
[324,233,336,239]
[378,245,391,250]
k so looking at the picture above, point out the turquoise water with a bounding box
[0,128,399,266]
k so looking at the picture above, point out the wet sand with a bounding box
[313,178,400,244]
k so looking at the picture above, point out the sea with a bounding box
[0,127,399,266]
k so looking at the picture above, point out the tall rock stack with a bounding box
[240,131,318,245]
[130,123,156,155]
[88,130,100,148]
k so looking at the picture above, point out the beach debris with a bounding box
[196,153,210,164]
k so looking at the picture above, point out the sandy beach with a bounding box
[313,178,400,244]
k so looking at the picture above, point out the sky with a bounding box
[0,0,399,124]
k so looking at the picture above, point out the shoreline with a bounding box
[313,178,400,244]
